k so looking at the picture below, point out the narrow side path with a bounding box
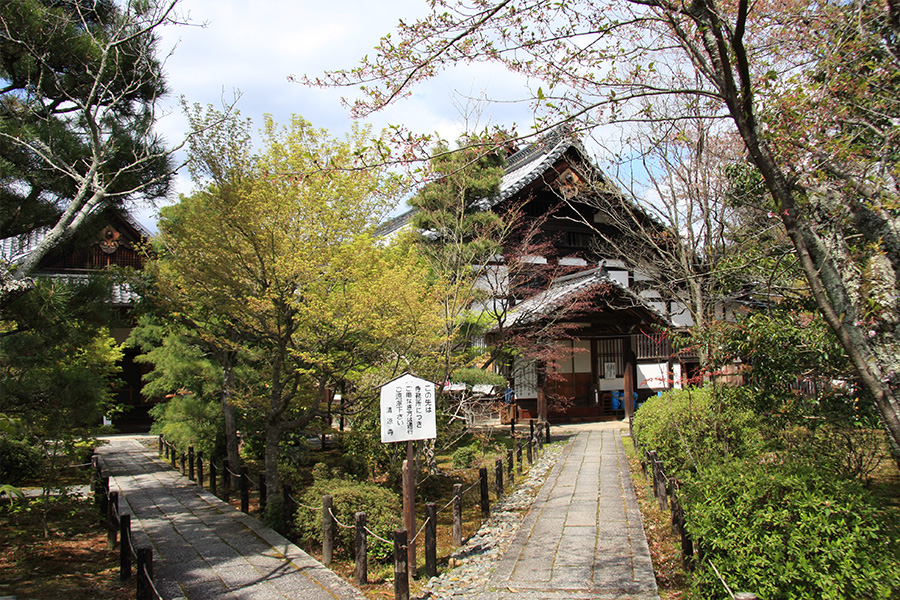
[485,428,659,600]
[97,436,366,600]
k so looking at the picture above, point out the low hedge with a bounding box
[631,385,762,477]
[293,477,400,562]
[683,460,900,600]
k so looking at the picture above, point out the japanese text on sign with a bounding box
[380,374,436,443]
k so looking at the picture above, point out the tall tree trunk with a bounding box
[264,421,281,497]
[221,352,241,470]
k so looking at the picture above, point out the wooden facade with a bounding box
[487,130,693,422]
[34,208,155,432]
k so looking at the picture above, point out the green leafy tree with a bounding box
[149,109,442,491]
[127,314,234,462]
[0,0,180,301]
[0,276,123,491]
[407,137,508,384]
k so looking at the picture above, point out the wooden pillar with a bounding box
[402,442,416,578]
[479,467,490,519]
[537,377,548,424]
[119,514,132,580]
[425,503,437,578]
[624,336,636,422]
[355,512,368,585]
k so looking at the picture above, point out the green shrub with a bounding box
[293,478,400,562]
[683,460,900,600]
[450,367,505,387]
[335,426,405,483]
[0,436,45,484]
[149,394,223,460]
[452,443,479,469]
[631,385,762,477]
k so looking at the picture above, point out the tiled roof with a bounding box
[479,126,581,209]
[503,267,671,328]
[377,126,588,238]
[373,208,417,239]
[0,228,47,265]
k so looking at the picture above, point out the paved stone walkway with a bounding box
[97,437,365,600]
[482,427,658,600]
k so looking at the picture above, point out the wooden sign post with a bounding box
[380,373,437,581]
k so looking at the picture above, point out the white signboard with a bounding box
[604,361,617,380]
[380,374,437,443]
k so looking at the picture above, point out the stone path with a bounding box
[96,436,365,600]
[422,426,659,600]
[489,427,658,599]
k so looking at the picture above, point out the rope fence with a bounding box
[92,454,164,600]
[157,419,553,600]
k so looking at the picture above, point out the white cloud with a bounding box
[136,0,538,230]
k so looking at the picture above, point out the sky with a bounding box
[139,0,541,230]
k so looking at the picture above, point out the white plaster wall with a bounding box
[637,362,669,390]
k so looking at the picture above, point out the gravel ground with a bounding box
[416,442,566,600]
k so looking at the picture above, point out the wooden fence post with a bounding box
[222,459,231,502]
[672,490,694,571]
[322,494,335,566]
[240,466,250,514]
[507,449,514,483]
[180,450,186,475]
[425,502,437,578]
[650,454,668,511]
[210,459,217,496]
[197,452,204,488]
[119,513,132,580]
[495,458,504,497]
[355,511,367,586]
[188,446,195,481]
[526,436,533,465]
[136,547,153,600]
[545,422,551,444]
[98,475,109,525]
[452,483,463,547]
[516,441,523,475]
[107,490,118,549]
[394,528,409,600]
[479,467,490,519]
